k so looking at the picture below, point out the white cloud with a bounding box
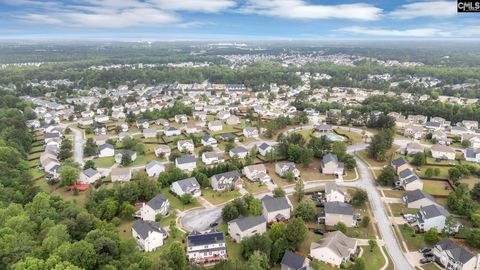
[150,0,237,13]
[240,0,382,21]
[338,26,451,37]
[389,1,457,19]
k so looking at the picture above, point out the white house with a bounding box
[78,168,101,184]
[136,119,150,129]
[177,139,194,153]
[243,127,259,138]
[139,194,170,221]
[227,215,267,243]
[211,171,242,191]
[132,220,167,252]
[164,126,181,137]
[433,238,479,270]
[170,177,201,197]
[323,201,356,227]
[258,142,273,156]
[324,182,347,202]
[175,156,197,172]
[261,195,292,223]
[431,144,456,160]
[111,168,132,182]
[208,120,223,132]
[114,150,137,164]
[403,189,437,209]
[322,154,344,176]
[186,230,227,264]
[145,160,165,177]
[202,151,225,165]
[201,133,217,146]
[229,146,248,159]
[417,204,449,232]
[154,145,171,159]
[275,162,300,178]
[243,164,271,183]
[465,148,480,163]
[310,231,358,267]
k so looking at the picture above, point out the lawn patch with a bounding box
[423,180,452,196]
[201,189,242,205]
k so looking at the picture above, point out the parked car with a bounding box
[312,228,325,235]
[418,247,432,254]
[392,186,404,191]
[420,257,434,264]
[424,252,434,258]
[209,222,219,227]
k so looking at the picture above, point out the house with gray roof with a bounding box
[211,171,242,191]
[275,161,300,178]
[310,231,358,267]
[417,204,449,232]
[465,148,480,163]
[187,230,227,264]
[261,195,292,223]
[79,168,101,184]
[132,220,167,252]
[111,168,132,182]
[281,251,311,270]
[321,154,344,176]
[170,177,201,197]
[175,155,197,171]
[258,142,273,156]
[323,201,356,227]
[114,149,137,164]
[139,194,170,221]
[201,133,217,146]
[145,160,165,177]
[433,237,479,270]
[403,189,437,209]
[229,146,248,159]
[227,215,267,242]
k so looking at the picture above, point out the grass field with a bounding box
[417,166,450,179]
[360,245,386,270]
[242,180,269,194]
[388,203,418,217]
[53,187,89,207]
[382,190,405,198]
[201,189,242,205]
[93,156,115,168]
[399,224,426,251]
[421,263,442,270]
[357,146,399,168]
[159,188,200,211]
[459,176,480,189]
[423,180,452,196]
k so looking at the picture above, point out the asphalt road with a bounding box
[70,127,84,166]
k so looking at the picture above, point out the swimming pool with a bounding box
[325,134,346,142]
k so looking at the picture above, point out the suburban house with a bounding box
[404,124,424,139]
[325,182,348,202]
[465,148,480,163]
[111,168,132,182]
[403,189,437,209]
[155,118,169,127]
[243,164,271,183]
[229,146,248,159]
[174,114,188,124]
[114,149,137,164]
[145,160,165,177]
[211,171,242,191]
[98,143,115,157]
[275,161,300,179]
[143,128,157,138]
[175,155,197,171]
[185,124,203,134]
[433,238,479,270]
[201,133,217,146]
[398,169,424,191]
[78,168,101,184]
[164,126,181,137]
[462,120,479,130]
[258,142,273,156]
[405,142,425,156]
[154,145,171,159]
[227,215,267,243]
[321,154,344,176]
[391,157,411,174]
[431,144,456,160]
[462,134,480,148]
[417,204,449,232]
[323,201,356,227]
[433,130,451,145]
[225,115,240,125]
[132,220,167,252]
[208,120,223,132]
[136,119,150,129]
[280,251,311,270]
[187,230,227,264]
[94,123,107,135]
[261,195,292,223]
[315,124,333,134]
[216,110,231,120]
[243,127,259,138]
[170,177,201,197]
[310,231,358,267]
[202,151,225,165]
[95,135,109,145]
[425,121,442,131]
[177,139,194,153]
[139,194,170,221]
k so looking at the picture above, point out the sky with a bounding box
[0,0,479,40]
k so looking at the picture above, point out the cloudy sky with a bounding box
[0,0,478,40]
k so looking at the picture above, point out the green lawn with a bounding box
[360,245,386,270]
[357,147,399,168]
[93,156,115,168]
[388,203,418,217]
[421,263,442,270]
[423,180,452,196]
[159,188,200,211]
[201,189,242,205]
[159,212,177,227]
[399,224,426,251]
[53,187,89,207]
[417,166,450,179]
[30,168,46,179]
[118,220,135,241]
[243,180,269,194]
[382,190,405,198]
[459,176,480,189]
[334,129,363,144]
[34,177,53,193]
[30,145,44,152]
[225,235,245,265]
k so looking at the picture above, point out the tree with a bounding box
[166,242,186,270]
[434,168,441,176]
[83,160,96,170]
[58,139,73,160]
[462,140,472,148]
[285,217,307,246]
[270,237,290,263]
[361,216,370,228]
[332,141,347,160]
[352,258,366,270]
[268,222,286,243]
[246,251,269,270]
[248,198,262,216]
[241,234,272,259]
[351,189,368,207]
[294,180,305,202]
[272,187,286,198]
[119,202,136,220]
[425,167,434,178]
[169,221,180,239]
[294,200,317,221]
[335,222,347,233]
[180,194,194,205]
[84,138,98,157]
[412,152,426,166]
[121,154,132,166]
[448,167,462,182]
[424,228,440,244]
[368,239,377,252]
[285,171,294,182]
[472,183,480,200]
[377,166,397,186]
[59,166,79,187]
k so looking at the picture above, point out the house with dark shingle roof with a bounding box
[170,177,201,197]
[227,215,266,242]
[261,195,292,223]
[175,155,197,171]
[79,168,100,184]
[132,220,167,252]
[322,154,344,176]
[211,171,242,191]
[187,230,227,264]
[139,194,170,221]
[323,201,356,227]
[403,189,437,209]
[310,231,357,267]
[391,157,411,174]
[433,238,478,270]
[281,251,311,270]
[417,204,449,232]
